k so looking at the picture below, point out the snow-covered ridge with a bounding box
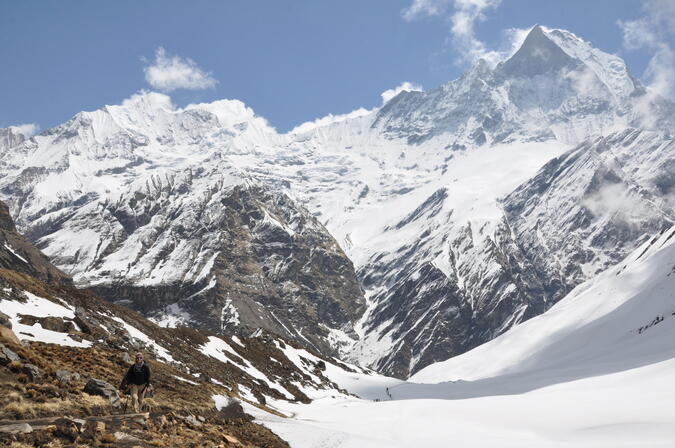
[1,24,673,379]
[411,225,675,384]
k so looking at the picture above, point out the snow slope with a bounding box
[411,225,675,386]
[247,225,675,447]
[255,359,675,448]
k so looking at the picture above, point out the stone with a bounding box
[223,434,241,444]
[0,343,20,365]
[56,369,81,385]
[54,417,85,434]
[82,420,105,439]
[18,315,75,333]
[22,363,42,381]
[0,311,11,329]
[73,307,105,337]
[119,352,132,364]
[84,378,120,405]
[181,414,202,427]
[0,326,21,345]
[217,398,248,421]
[0,423,33,434]
[114,431,141,443]
[154,415,168,428]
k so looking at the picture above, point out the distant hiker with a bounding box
[386,387,392,399]
[120,352,151,413]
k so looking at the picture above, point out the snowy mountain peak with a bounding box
[542,27,641,100]
[499,25,580,78]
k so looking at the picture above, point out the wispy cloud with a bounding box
[402,0,452,20]
[582,182,652,225]
[291,81,424,134]
[618,0,675,101]
[402,0,528,67]
[381,81,424,104]
[10,123,39,137]
[290,108,372,134]
[143,47,217,92]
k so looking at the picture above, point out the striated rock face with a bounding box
[88,182,365,355]
[502,129,675,300]
[0,199,71,285]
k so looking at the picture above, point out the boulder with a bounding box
[0,311,11,329]
[55,369,81,385]
[224,434,241,445]
[0,423,33,434]
[217,397,249,421]
[0,343,20,365]
[22,363,42,381]
[0,326,21,345]
[18,315,75,333]
[53,417,83,441]
[179,414,202,428]
[118,352,132,364]
[73,307,105,337]
[40,316,76,333]
[114,431,141,443]
[81,420,105,440]
[84,378,120,405]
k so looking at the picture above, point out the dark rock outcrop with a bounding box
[83,378,120,405]
[0,199,71,284]
[0,343,20,365]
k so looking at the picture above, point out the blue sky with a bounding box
[1,0,671,133]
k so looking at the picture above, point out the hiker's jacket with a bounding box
[122,362,151,386]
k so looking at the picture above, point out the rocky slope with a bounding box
[0,199,376,446]
[1,25,673,378]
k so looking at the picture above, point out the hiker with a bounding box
[120,352,151,413]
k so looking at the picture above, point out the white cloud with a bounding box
[402,0,530,67]
[9,123,39,137]
[143,47,217,92]
[618,0,675,101]
[402,0,452,20]
[290,108,372,134]
[290,81,425,134]
[562,66,604,97]
[618,18,657,50]
[582,182,651,224]
[381,81,424,104]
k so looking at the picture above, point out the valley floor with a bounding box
[251,358,675,448]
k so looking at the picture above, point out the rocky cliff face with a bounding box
[351,128,673,377]
[0,199,71,285]
[502,129,674,300]
[87,182,365,355]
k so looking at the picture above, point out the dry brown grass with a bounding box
[0,269,56,299]
[3,398,66,419]
[97,433,116,444]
